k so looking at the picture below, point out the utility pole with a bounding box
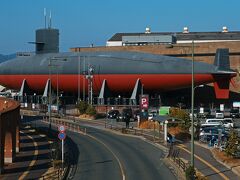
[48,59,52,131]
[191,40,195,168]
[78,56,81,102]
[83,57,86,101]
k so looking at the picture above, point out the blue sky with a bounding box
[0,0,240,54]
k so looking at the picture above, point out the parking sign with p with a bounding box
[140,95,149,109]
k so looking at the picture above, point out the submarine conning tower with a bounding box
[35,28,59,54]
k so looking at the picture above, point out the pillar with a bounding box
[164,120,168,143]
[0,121,4,174]
[16,125,19,153]
[4,131,13,163]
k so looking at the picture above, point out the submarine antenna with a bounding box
[44,8,47,29]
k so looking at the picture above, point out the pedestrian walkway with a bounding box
[0,126,52,180]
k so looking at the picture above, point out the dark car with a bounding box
[230,109,240,118]
[107,110,120,119]
[116,108,133,122]
[133,110,140,121]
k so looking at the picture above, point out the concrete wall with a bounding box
[0,97,20,174]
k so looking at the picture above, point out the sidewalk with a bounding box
[0,126,53,180]
[196,141,240,177]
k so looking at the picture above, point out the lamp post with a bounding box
[191,40,195,168]
[48,60,52,130]
[48,57,67,130]
[78,55,81,103]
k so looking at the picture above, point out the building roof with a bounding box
[108,31,240,42]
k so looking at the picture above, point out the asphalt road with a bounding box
[24,116,176,180]
[85,128,176,179]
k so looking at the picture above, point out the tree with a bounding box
[77,101,88,114]
[225,129,240,157]
[86,105,97,116]
[170,108,190,130]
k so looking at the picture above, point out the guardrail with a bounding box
[168,145,189,172]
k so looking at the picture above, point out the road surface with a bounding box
[25,116,176,180]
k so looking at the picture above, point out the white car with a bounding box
[148,113,154,120]
[223,118,234,128]
[148,111,157,120]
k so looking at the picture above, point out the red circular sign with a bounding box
[58,125,65,132]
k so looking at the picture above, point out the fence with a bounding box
[168,145,189,172]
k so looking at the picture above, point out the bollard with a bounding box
[153,123,156,142]
[158,123,161,141]
[84,128,87,135]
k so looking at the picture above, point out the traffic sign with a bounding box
[58,125,65,132]
[140,95,149,109]
[58,132,66,140]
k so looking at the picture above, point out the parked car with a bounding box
[133,110,140,121]
[148,111,157,120]
[215,112,224,118]
[107,110,120,119]
[200,123,223,129]
[204,118,224,126]
[230,109,240,118]
[199,127,228,142]
[223,118,234,128]
[116,108,132,122]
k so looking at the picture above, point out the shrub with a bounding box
[185,165,196,180]
[77,101,88,114]
[86,105,97,116]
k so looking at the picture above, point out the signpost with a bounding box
[159,106,170,116]
[58,125,65,132]
[58,125,66,166]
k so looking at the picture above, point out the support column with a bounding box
[4,131,13,163]
[164,120,168,143]
[15,124,20,153]
[98,79,111,105]
[0,121,4,174]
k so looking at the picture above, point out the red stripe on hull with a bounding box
[0,74,215,93]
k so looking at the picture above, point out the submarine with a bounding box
[0,27,236,99]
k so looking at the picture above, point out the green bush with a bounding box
[86,105,97,116]
[77,101,88,114]
[185,165,196,180]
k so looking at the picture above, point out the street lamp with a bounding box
[48,57,67,130]
[191,40,195,168]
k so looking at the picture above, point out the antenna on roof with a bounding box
[49,10,52,29]
[44,8,47,29]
